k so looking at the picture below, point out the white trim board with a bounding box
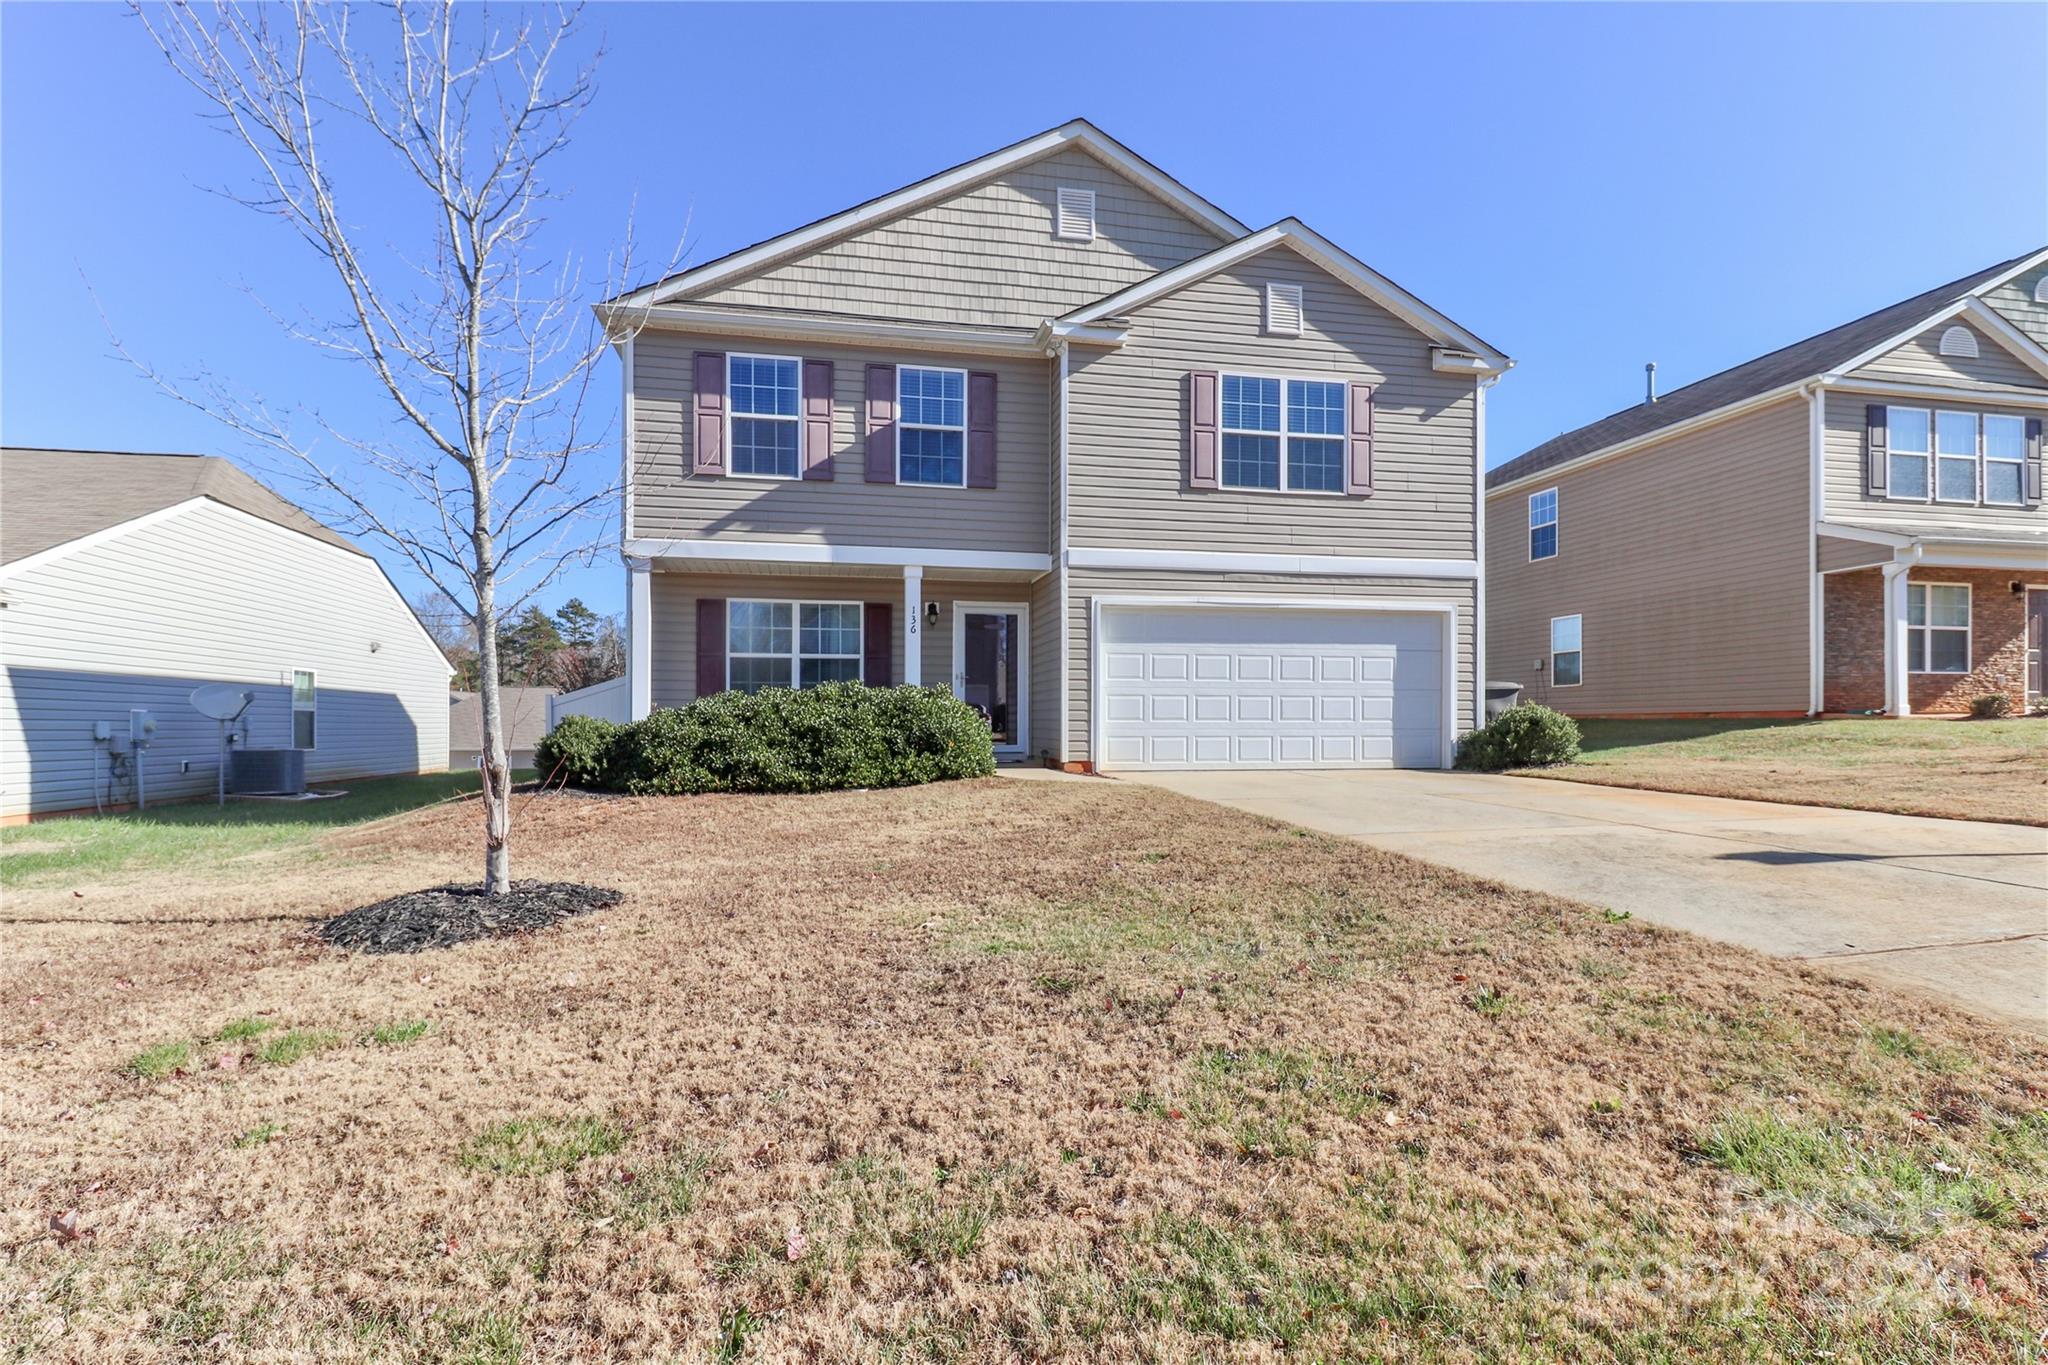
[1087,594,1461,772]
[1815,375,2048,409]
[1059,220,1511,373]
[1067,546,1480,580]
[622,536,1051,575]
[633,305,1045,358]
[609,120,1249,310]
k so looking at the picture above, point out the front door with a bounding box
[2028,588,2047,703]
[952,603,1028,754]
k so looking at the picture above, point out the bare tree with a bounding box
[129,1,659,892]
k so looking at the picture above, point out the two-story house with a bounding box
[1485,250,2048,719]
[598,121,1509,770]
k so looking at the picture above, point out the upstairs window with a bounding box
[1528,488,1559,561]
[728,600,863,692]
[1055,186,1096,241]
[897,366,966,486]
[1984,414,2026,505]
[1219,373,1346,493]
[1550,615,1583,687]
[1935,410,1979,502]
[1906,583,1970,674]
[291,670,317,749]
[1885,406,1931,500]
[729,354,801,478]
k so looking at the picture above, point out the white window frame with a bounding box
[1054,186,1096,242]
[726,598,865,692]
[726,352,804,481]
[1884,405,1932,504]
[1906,582,1971,676]
[897,362,966,491]
[1218,370,1347,496]
[1549,614,1583,689]
[291,669,317,750]
[1982,413,2027,507]
[1528,487,1559,562]
[1933,409,1980,505]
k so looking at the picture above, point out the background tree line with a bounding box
[415,593,625,694]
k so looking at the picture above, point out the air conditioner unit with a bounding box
[230,747,306,795]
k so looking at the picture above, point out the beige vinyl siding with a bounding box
[1849,320,2046,391]
[1982,265,2048,349]
[1484,396,1812,716]
[1066,247,1478,559]
[695,148,1226,328]
[0,501,448,817]
[1063,568,1475,758]
[1821,390,2048,534]
[631,332,1051,555]
[1817,534,1894,573]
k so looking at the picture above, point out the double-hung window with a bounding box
[1934,410,1979,503]
[729,354,801,478]
[1219,374,1346,493]
[291,670,317,749]
[898,366,966,486]
[1550,615,1583,688]
[1906,584,1970,674]
[1886,406,1931,500]
[727,600,863,692]
[1528,488,1559,561]
[1983,414,2026,505]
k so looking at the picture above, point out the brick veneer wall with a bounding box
[1823,567,2030,714]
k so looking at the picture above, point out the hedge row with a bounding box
[535,683,997,795]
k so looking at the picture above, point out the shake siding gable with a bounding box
[1821,389,2048,533]
[630,331,1051,553]
[692,147,1227,328]
[1065,247,1478,559]
[1848,321,2047,391]
[1484,397,1812,716]
[1982,266,2048,350]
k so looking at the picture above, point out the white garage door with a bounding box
[1098,606,1447,770]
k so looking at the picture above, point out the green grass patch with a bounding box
[827,1155,1027,1265]
[1180,1046,1390,1161]
[1866,1025,1964,1073]
[234,1122,283,1149]
[211,1017,274,1043]
[365,1019,432,1046]
[0,771,527,886]
[255,1029,340,1067]
[585,1145,716,1229]
[461,1116,625,1177]
[125,1041,193,1079]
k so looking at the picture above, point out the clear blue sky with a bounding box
[5,3,2043,618]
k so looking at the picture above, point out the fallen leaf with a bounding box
[436,1237,458,1256]
[785,1225,808,1262]
[1452,974,1469,984]
[214,1051,242,1071]
[48,1210,91,1244]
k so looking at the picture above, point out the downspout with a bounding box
[1055,337,1072,766]
[1473,373,1498,734]
[1805,381,1824,715]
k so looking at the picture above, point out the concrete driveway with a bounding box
[1124,769,2048,1035]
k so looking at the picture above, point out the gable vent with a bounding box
[1265,282,1305,336]
[2035,277,2048,304]
[1054,186,1096,242]
[1937,324,1979,359]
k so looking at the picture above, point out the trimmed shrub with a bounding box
[575,683,995,796]
[535,714,626,787]
[1968,692,2015,720]
[1456,703,1581,771]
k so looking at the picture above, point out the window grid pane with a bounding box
[1928,585,1970,628]
[1906,584,1926,627]
[1550,616,1582,653]
[1936,456,1977,502]
[1985,460,2024,505]
[1927,629,1969,673]
[899,426,964,485]
[1287,437,1344,492]
[729,601,793,655]
[1889,453,1929,499]
[1553,651,1583,687]
[731,356,799,417]
[1528,489,1557,528]
[1984,415,2026,461]
[1221,375,1280,433]
[1530,523,1558,560]
[1285,380,1345,435]
[898,367,965,428]
[732,417,799,478]
[1887,407,1930,454]
[799,603,862,657]
[1934,411,1976,457]
[728,655,791,694]
[1222,433,1279,489]
[800,657,862,687]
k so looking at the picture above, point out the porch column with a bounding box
[626,557,652,720]
[902,565,924,687]
[1882,561,1912,718]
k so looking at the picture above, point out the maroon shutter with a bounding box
[2026,417,2043,503]
[1865,404,1888,496]
[802,359,834,481]
[695,598,726,698]
[692,352,725,477]
[967,371,998,488]
[864,364,897,483]
[1346,382,1375,496]
[1187,371,1219,489]
[863,602,893,686]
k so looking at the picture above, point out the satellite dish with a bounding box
[191,684,256,721]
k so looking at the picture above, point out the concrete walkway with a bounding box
[1123,769,2048,1035]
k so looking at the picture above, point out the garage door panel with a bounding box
[1099,606,1448,772]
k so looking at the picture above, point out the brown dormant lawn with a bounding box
[3,778,2043,1361]
[1517,716,2048,827]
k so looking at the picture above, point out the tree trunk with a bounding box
[473,565,512,895]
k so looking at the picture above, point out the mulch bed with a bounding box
[314,881,622,954]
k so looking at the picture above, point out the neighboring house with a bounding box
[599,120,1509,771]
[0,448,451,820]
[1485,251,2048,718]
[448,687,556,769]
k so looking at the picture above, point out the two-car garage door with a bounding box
[1097,605,1448,770]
